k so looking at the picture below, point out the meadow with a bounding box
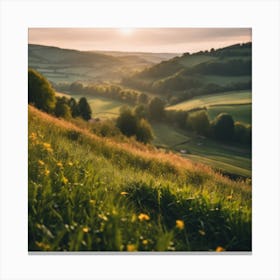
[167,90,252,124]
[28,105,251,251]
[152,123,251,178]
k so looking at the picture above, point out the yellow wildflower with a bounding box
[44,169,50,176]
[35,241,50,250]
[61,176,68,184]
[82,227,89,233]
[216,246,225,252]
[98,214,108,221]
[198,230,206,236]
[38,160,45,166]
[142,239,148,245]
[120,191,128,196]
[138,213,150,221]
[127,244,137,252]
[68,162,73,166]
[42,143,53,153]
[43,143,51,149]
[57,162,63,168]
[175,220,184,230]
[227,195,233,200]
[89,199,96,204]
[29,132,37,141]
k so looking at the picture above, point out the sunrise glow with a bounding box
[119,28,134,36]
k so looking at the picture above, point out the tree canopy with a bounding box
[212,113,235,142]
[28,68,56,113]
[78,97,92,121]
[148,97,165,121]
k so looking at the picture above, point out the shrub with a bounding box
[187,111,210,136]
[136,119,154,144]
[54,97,72,119]
[116,107,138,137]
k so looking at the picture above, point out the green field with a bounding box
[167,90,252,124]
[152,123,251,177]
[207,104,251,124]
[56,92,124,119]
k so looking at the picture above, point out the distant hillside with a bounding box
[94,50,180,64]
[122,42,252,104]
[28,44,175,84]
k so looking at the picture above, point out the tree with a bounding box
[78,97,92,121]
[135,119,154,144]
[116,107,138,137]
[70,81,83,92]
[134,104,148,120]
[212,113,234,142]
[68,97,79,117]
[54,97,72,119]
[138,93,149,104]
[28,68,56,113]
[234,122,252,146]
[187,110,210,136]
[148,97,165,120]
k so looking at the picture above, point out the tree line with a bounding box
[166,110,252,146]
[56,81,149,106]
[28,68,92,120]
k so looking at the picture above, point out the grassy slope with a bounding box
[28,105,251,252]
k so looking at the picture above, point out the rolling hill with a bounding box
[122,42,252,104]
[28,44,178,84]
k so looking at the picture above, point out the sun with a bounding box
[119,28,134,36]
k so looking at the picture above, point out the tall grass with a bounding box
[28,106,251,251]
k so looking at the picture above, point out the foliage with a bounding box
[78,97,92,121]
[68,98,80,118]
[134,104,148,120]
[188,111,210,136]
[148,97,165,121]
[116,106,154,144]
[188,59,252,76]
[135,119,154,144]
[116,107,138,137]
[54,97,72,119]
[138,92,149,104]
[212,113,235,142]
[28,68,56,113]
[234,122,252,146]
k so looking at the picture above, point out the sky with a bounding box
[29,28,251,53]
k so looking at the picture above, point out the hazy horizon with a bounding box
[29,28,251,54]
